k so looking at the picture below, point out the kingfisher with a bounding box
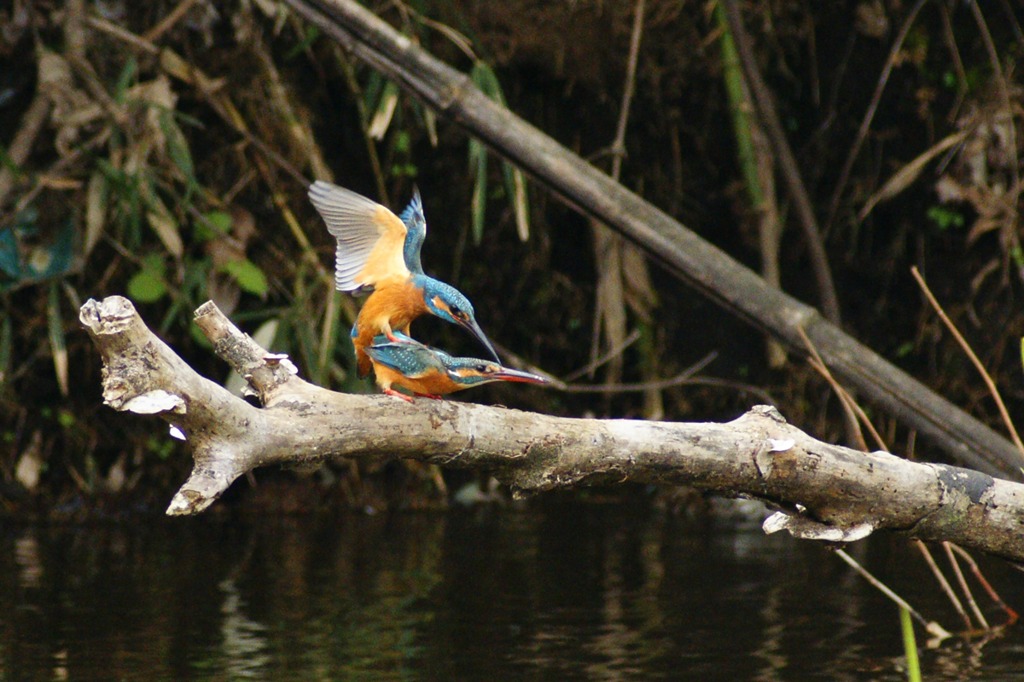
[309,181,499,378]
[365,332,548,401]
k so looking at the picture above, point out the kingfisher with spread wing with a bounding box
[309,181,499,378]
[365,332,547,401]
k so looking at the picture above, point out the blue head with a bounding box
[442,356,548,388]
[398,189,426,275]
[414,275,500,363]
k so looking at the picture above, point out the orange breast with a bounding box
[353,280,429,377]
[374,363,464,396]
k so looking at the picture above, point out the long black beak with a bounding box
[461,317,501,364]
[491,367,549,385]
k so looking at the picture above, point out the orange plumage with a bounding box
[351,279,429,377]
[309,181,500,382]
[364,332,548,401]
[371,363,463,399]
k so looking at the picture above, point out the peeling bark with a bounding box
[80,296,1024,562]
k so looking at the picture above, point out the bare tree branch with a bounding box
[80,296,1024,563]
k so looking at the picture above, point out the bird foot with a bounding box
[417,393,443,400]
[383,388,414,403]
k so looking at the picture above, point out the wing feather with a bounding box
[308,181,410,291]
[398,189,427,275]
[366,341,444,379]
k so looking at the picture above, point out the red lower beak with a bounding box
[493,368,548,385]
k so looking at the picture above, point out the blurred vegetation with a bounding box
[0,0,1022,516]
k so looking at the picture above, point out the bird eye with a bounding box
[478,364,495,373]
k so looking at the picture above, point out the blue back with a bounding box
[398,189,426,275]
[366,332,449,378]
[366,332,498,386]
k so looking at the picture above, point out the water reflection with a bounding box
[0,505,1022,680]
[219,576,269,678]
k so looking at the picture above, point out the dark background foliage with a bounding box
[1,0,1022,515]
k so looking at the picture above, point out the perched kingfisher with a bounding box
[309,181,499,378]
[365,332,548,401]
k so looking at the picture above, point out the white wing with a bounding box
[308,181,409,292]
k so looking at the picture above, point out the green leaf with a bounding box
[368,80,399,140]
[899,606,921,682]
[195,211,233,241]
[895,341,915,358]
[0,223,22,279]
[57,409,76,429]
[146,435,176,460]
[468,60,528,242]
[159,109,198,199]
[469,138,488,245]
[113,57,138,104]
[84,170,107,258]
[394,129,411,154]
[128,254,169,303]
[285,25,320,60]
[47,282,68,396]
[189,323,213,349]
[503,162,530,241]
[470,60,506,105]
[363,71,385,114]
[220,258,269,297]
[1012,245,1024,269]
[0,142,23,176]
[467,61,502,208]
[926,205,964,231]
[128,270,168,302]
[141,182,184,257]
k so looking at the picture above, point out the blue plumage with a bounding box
[309,181,501,378]
[366,331,547,397]
[398,189,426,275]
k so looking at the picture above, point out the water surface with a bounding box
[2,504,1022,680]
